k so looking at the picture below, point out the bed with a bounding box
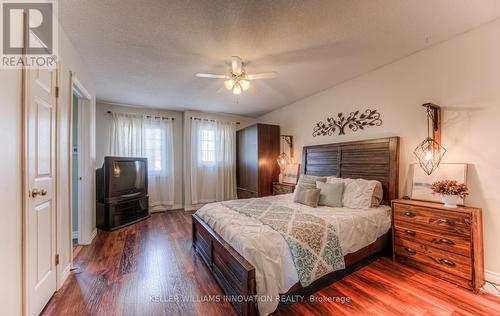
[192,137,399,316]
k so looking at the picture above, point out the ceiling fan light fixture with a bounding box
[195,56,277,95]
[239,79,250,91]
[232,83,242,95]
[224,79,235,90]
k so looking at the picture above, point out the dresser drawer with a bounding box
[395,238,472,280]
[393,203,471,236]
[394,223,471,257]
[273,183,295,195]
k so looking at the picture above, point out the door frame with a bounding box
[68,72,94,256]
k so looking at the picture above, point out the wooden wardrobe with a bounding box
[236,123,280,198]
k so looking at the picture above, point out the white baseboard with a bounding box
[184,204,204,212]
[58,264,71,290]
[486,270,500,285]
[482,270,500,295]
[89,229,97,243]
[150,203,184,213]
[81,229,97,245]
[71,231,78,239]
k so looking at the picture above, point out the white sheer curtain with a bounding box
[109,113,143,156]
[190,119,237,204]
[109,113,175,211]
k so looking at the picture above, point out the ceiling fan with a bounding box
[195,56,277,95]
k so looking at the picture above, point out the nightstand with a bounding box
[272,182,296,195]
[391,199,484,292]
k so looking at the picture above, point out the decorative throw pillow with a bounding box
[316,181,344,208]
[293,186,321,208]
[295,174,327,190]
[371,181,384,207]
[326,177,383,209]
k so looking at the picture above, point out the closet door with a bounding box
[257,124,280,196]
[236,125,258,198]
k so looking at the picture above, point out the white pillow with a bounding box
[326,176,338,183]
[326,177,383,209]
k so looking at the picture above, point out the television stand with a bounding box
[96,196,150,231]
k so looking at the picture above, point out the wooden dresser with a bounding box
[236,124,280,198]
[391,199,484,292]
[272,182,296,195]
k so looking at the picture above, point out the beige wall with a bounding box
[0,68,23,315]
[0,26,96,315]
[95,102,185,210]
[259,18,500,281]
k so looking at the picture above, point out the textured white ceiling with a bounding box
[59,0,500,117]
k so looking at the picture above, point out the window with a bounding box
[144,126,163,172]
[199,127,215,165]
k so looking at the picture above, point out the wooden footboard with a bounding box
[192,214,257,316]
[192,213,390,316]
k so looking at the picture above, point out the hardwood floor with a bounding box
[42,211,500,316]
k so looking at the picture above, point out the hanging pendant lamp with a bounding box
[276,135,293,183]
[413,103,446,175]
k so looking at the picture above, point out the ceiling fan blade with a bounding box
[246,72,277,80]
[231,56,243,75]
[195,73,229,79]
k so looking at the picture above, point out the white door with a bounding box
[25,66,58,316]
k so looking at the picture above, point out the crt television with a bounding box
[96,156,148,202]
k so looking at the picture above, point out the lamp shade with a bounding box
[232,83,242,95]
[239,79,250,91]
[224,79,235,90]
[413,137,446,175]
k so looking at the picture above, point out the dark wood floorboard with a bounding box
[42,211,500,316]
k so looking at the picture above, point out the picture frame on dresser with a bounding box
[411,163,468,204]
[283,163,300,184]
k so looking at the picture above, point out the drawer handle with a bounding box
[438,218,455,226]
[404,229,416,236]
[439,238,455,245]
[404,211,416,217]
[440,259,456,267]
[405,247,416,254]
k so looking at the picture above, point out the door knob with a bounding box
[31,188,47,198]
[31,189,40,198]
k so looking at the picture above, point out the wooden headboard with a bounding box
[302,137,399,204]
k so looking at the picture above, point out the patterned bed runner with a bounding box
[222,198,345,286]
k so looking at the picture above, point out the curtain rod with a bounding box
[190,117,240,125]
[107,110,174,121]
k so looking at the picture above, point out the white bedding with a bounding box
[195,194,391,315]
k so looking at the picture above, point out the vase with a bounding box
[441,195,460,208]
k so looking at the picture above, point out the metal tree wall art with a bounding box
[312,109,383,137]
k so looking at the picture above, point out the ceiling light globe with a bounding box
[224,79,235,90]
[239,80,250,91]
[232,83,242,95]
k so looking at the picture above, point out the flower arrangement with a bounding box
[431,180,469,198]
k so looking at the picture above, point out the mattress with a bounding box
[195,194,392,315]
